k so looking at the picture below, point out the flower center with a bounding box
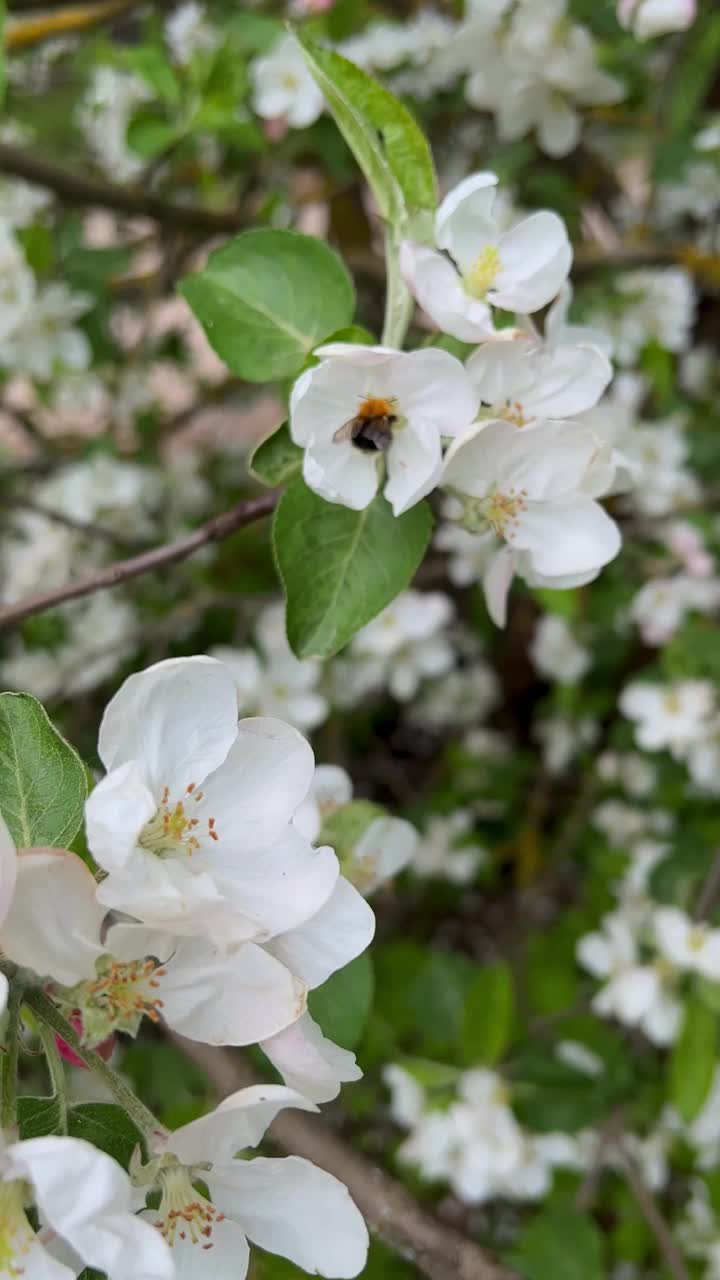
[688,927,708,953]
[139,783,219,858]
[153,1166,225,1251]
[463,246,501,299]
[455,487,528,539]
[498,401,528,428]
[0,1181,34,1278]
[70,955,168,1043]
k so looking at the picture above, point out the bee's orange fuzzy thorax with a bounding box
[357,396,396,419]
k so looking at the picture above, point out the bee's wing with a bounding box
[333,418,357,444]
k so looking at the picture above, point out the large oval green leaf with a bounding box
[0,692,87,849]
[272,478,432,659]
[180,229,355,382]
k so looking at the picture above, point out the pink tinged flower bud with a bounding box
[55,1012,115,1069]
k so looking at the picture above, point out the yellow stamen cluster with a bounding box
[154,1167,225,1252]
[85,957,166,1025]
[482,487,528,538]
[499,400,527,428]
[463,245,501,299]
[139,782,219,858]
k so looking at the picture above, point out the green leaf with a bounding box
[308,952,374,1050]
[180,230,355,383]
[668,991,717,1122]
[273,480,432,659]
[250,422,303,487]
[461,963,514,1066]
[510,1206,604,1280]
[294,30,436,229]
[68,1103,143,1168]
[17,1095,63,1139]
[667,11,720,138]
[0,693,88,848]
[127,111,179,159]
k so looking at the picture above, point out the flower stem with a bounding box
[36,1020,68,1136]
[0,984,23,1132]
[381,225,413,349]
[25,988,166,1144]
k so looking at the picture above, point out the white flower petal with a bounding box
[435,171,499,272]
[267,876,375,989]
[141,1207,249,1280]
[97,656,239,795]
[5,1137,174,1280]
[482,544,516,627]
[157,938,308,1045]
[261,1011,361,1102]
[385,416,442,515]
[0,849,104,986]
[207,1156,369,1278]
[164,1085,317,1166]
[303,438,380,509]
[514,497,621,577]
[400,242,495,342]
[85,760,157,875]
[199,717,316,847]
[492,212,572,312]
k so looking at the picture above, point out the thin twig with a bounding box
[0,142,246,235]
[168,1035,519,1280]
[618,1144,690,1280]
[0,492,277,630]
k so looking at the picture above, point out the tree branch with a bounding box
[0,142,246,235]
[169,1035,518,1280]
[617,1144,690,1280]
[0,492,277,630]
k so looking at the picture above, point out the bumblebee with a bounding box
[333,396,398,453]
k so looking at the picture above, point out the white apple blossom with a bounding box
[620,679,716,756]
[401,173,572,342]
[0,1132,174,1280]
[412,810,486,883]
[630,574,720,647]
[535,714,598,774]
[211,602,328,733]
[595,752,657,799]
[165,2,219,63]
[384,1064,584,1204]
[251,34,324,128]
[591,799,671,845]
[0,281,92,381]
[589,268,696,365]
[654,908,720,981]
[530,614,591,685]
[77,66,152,182]
[441,418,621,624]
[138,1086,369,1278]
[330,590,455,704]
[466,332,612,426]
[618,0,696,39]
[292,762,417,899]
[83,658,374,1044]
[289,343,478,514]
[464,0,623,157]
[577,910,681,1045]
[408,662,499,731]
